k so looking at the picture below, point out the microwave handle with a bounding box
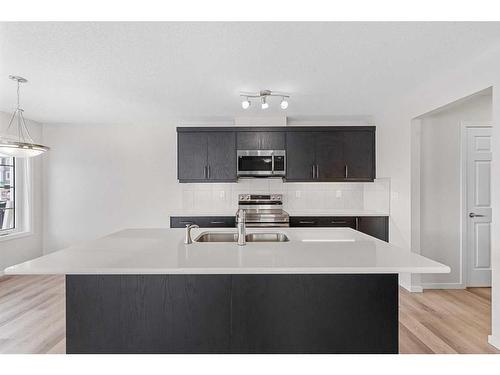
[271,154,275,174]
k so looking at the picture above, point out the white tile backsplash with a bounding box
[179,178,390,214]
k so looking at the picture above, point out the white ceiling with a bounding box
[1,22,499,124]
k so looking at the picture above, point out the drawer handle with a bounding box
[180,221,194,224]
[210,221,225,224]
[331,221,347,224]
[299,220,316,224]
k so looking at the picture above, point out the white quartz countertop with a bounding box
[5,228,449,275]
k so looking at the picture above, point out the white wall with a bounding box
[0,111,44,273]
[418,93,492,288]
[371,44,500,347]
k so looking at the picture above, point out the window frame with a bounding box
[0,157,33,241]
[0,157,15,235]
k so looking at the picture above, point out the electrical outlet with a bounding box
[335,190,342,198]
[219,190,225,199]
[295,190,301,198]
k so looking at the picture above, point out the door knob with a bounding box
[469,212,485,218]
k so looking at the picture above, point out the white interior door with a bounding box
[466,127,492,287]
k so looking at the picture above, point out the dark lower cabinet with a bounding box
[290,216,356,228]
[66,274,398,354]
[66,275,232,354]
[170,216,235,228]
[357,216,389,242]
[290,216,389,242]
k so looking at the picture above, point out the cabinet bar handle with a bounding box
[345,165,348,178]
[210,221,225,224]
[204,166,207,179]
[180,221,194,224]
[355,217,359,230]
[299,220,316,224]
[331,221,347,224]
[207,165,210,179]
[312,165,315,179]
[316,164,319,179]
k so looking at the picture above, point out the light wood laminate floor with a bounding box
[0,275,498,354]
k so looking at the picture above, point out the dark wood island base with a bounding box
[66,274,398,354]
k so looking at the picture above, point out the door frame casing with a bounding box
[460,122,492,288]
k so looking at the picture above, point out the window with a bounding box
[0,157,15,233]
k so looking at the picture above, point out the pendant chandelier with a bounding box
[0,75,50,158]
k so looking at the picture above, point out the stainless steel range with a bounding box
[238,194,289,227]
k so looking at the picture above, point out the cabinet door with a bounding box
[237,131,285,150]
[286,132,316,181]
[315,131,345,181]
[319,217,356,228]
[170,216,236,228]
[343,130,375,181]
[357,216,388,242]
[178,132,207,181]
[289,217,322,227]
[260,131,285,149]
[236,132,261,149]
[207,132,237,181]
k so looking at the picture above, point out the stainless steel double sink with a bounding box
[194,232,290,243]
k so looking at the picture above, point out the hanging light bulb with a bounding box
[0,76,50,158]
[280,97,289,109]
[241,98,250,109]
[261,96,269,109]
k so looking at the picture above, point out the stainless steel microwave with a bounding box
[237,150,286,177]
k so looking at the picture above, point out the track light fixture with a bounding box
[240,89,290,110]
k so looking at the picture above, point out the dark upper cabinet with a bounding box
[207,132,236,181]
[286,132,316,181]
[178,127,374,183]
[178,130,236,182]
[286,127,375,182]
[315,131,345,181]
[343,130,375,181]
[237,131,285,150]
[177,132,208,181]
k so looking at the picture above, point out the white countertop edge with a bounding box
[5,266,450,275]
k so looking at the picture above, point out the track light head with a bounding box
[261,97,269,109]
[241,98,250,109]
[280,97,289,109]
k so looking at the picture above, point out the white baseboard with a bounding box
[399,280,423,293]
[488,335,500,350]
[421,282,466,290]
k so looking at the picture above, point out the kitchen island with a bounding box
[5,227,449,354]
